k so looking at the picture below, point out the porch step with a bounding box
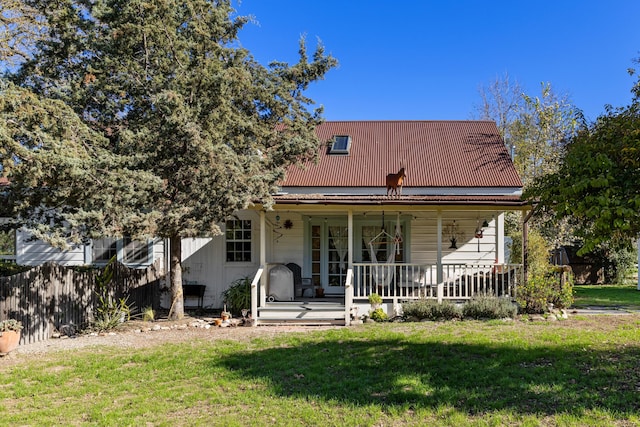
[257,302,346,325]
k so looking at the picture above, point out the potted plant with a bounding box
[368,293,383,309]
[0,319,23,354]
[221,304,231,321]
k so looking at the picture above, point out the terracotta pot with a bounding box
[0,330,21,354]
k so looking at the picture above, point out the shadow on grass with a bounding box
[221,333,640,417]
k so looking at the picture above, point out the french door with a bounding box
[309,221,348,295]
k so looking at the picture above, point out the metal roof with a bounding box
[281,121,523,188]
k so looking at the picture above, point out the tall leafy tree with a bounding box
[476,76,580,187]
[3,0,337,319]
[527,100,640,255]
[475,76,581,248]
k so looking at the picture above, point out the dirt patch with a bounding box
[1,316,341,367]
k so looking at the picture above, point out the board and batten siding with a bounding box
[180,210,263,309]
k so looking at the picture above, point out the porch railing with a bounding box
[352,263,522,302]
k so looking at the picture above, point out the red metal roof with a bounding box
[281,121,522,188]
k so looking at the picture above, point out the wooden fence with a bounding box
[0,261,164,345]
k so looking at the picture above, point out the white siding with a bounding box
[266,212,305,266]
[16,230,86,266]
[409,211,499,265]
[16,230,166,268]
[180,210,262,309]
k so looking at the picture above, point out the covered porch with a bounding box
[249,206,525,326]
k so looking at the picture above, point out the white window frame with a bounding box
[91,237,152,267]
[225,219,253,263]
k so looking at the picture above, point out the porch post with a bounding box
[259,210,266,308]
[348,210,353,268]
[346,209,354,325]
[522,210,529,284]
[496,213,504,264]
[437,211,443,282]
[436,211,443,303]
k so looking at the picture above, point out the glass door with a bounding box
[308,220,349,295]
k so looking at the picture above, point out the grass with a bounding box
[2,316,640,426]
[573,284,640,309]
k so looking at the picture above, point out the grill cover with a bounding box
[268,265,294,301]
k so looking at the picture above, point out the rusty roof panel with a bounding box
[282,121,522,188]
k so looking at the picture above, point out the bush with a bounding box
[516,268,574,314]
[462,294,517,319]
[0,260,30,276]
[92,256,132,332]
[402,299,462,321]
[222,276,251,316]
[369,307,388,322]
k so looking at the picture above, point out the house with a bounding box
[8,120,528,324]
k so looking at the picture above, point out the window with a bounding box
[123,238,150,264]
[226,220,252,262]
[92,237,150,265]
[92,237,118,263]
[329,135,351,154]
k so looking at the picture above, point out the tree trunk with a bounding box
[168,234,184,320]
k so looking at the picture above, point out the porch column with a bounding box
[436,211,443,282]
[259,210,266,308]
[347,210,353,268]
[436,211,443,303]
[495,213,504,264]
[346,209,354,326]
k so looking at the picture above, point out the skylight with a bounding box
[330,135,351,154]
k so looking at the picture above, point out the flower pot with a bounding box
[0,330,21,354]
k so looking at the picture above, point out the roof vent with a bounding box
[329,135,351,155]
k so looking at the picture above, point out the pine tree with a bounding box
[2,0,337,319]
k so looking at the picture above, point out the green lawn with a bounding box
[2,317,640,426]
[573,284,640,309]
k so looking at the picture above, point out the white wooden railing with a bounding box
[352,263,522,302]
[344,268,354,326]
[250,265,264,327]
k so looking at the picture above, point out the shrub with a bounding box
[92,256,132,332]
[462,294,517,319]
[511,229,574,313]
[0,260,30,276]
[369,307,388,322]
[516,267,574,314]
[0,319,23,332]
[222,276,251,316]
[402,299,462,321]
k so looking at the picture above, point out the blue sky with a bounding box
[233,1,640,123]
